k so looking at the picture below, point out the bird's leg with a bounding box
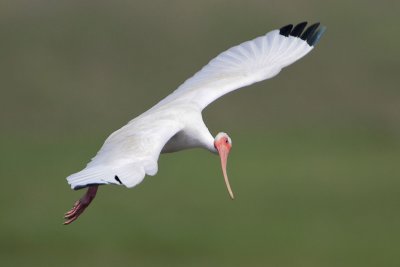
[64,185,99,225]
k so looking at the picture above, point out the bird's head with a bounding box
[214,132,234,199]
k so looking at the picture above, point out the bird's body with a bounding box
[64,22,326,224]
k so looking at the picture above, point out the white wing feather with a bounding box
[154,26,322,110]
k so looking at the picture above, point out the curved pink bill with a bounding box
[217,144,234,199]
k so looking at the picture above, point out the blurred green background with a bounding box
[1,1,400,266]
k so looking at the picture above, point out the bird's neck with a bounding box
[201,131,218,154]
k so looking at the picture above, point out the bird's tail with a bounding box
[67,162,150,190]
[67,167,116,190]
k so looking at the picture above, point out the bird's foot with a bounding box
[64,185,98,225]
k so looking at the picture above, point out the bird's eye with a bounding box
[225,138,229,144]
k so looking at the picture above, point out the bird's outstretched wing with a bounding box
[67,113,184,190]
[155,22,326,110]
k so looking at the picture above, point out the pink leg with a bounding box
[64,185,98,225]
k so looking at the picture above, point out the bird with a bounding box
[64,21,326,225]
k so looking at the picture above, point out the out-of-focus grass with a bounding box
[1,129,400,267]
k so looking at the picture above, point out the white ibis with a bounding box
[64,22,326,224]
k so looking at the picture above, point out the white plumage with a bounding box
[64,22,326,224]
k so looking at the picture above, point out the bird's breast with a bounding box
[161,130,200,153]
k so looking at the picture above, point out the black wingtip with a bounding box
[279,24,293,37]
[300,22,320,41]
[114,175,123,185]
[308,25,326,46]
[279,21,326,46]
[290,21,308,37]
